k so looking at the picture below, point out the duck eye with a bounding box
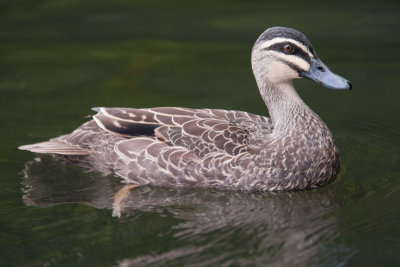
[283,44,294,53]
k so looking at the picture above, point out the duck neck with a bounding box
[257,79,314,133]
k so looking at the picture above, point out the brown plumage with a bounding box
[19,27,351,192]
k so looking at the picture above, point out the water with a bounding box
[1,0,400,266]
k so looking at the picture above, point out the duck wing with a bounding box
[91,107,273,187]
[93,107,273,158]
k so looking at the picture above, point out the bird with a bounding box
[19,26,351,192]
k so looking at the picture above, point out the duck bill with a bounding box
[300,58,352,90]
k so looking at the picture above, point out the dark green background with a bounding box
[1,0,399,266]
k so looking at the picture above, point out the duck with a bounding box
[19,27,351,192]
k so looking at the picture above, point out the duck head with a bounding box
[251,26,352,90]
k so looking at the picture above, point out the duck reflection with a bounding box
[22,156,348,266]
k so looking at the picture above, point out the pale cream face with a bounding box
[251,37,313,84]
[264,60,299,84]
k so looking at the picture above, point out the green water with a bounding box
[1,0,400,266]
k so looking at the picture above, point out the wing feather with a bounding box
[92,107,273,158]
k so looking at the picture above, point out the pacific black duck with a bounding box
[20,27,351,192]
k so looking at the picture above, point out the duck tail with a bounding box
[18,140,89,155]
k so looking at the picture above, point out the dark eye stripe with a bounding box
[264,42,311,64]
[270,55,305,73]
